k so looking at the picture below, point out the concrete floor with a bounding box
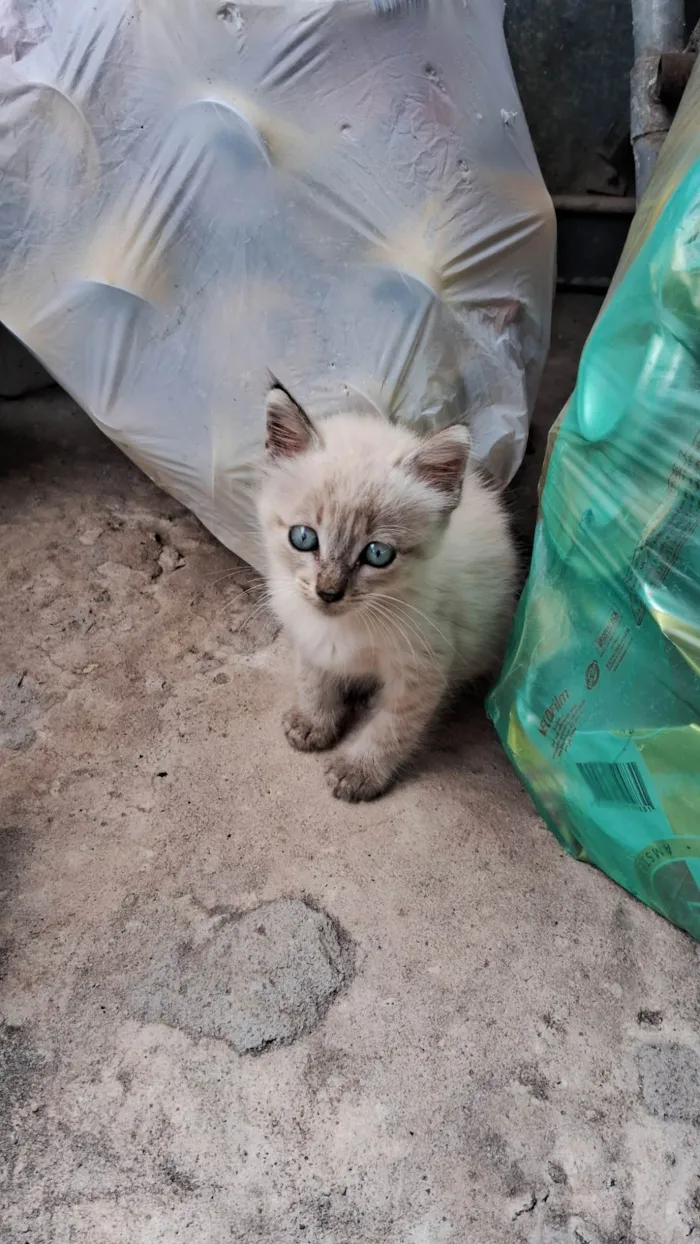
[2,295,700,1244]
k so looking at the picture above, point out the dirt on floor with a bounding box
[2,294,700,1244]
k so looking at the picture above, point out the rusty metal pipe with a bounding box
[632,0,684,54]
[631,0,684,199]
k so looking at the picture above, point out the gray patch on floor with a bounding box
[636,1043,700,1123]
[0,1020,48,1128]
[128,897,355,1053]
[0,672,40,750]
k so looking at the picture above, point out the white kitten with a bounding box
[258,382,517,801]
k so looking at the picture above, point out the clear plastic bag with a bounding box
[0,0,554,567]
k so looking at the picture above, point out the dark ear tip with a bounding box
[266,373,298,406]
[264,379,318,459]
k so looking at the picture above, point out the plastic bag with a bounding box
[488,67,700,941]
[0,0,554,568]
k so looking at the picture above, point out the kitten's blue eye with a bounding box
[289,525,319,552]
[360,541,396,568]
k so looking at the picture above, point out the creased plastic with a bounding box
[0,0,554,568]
[488,65,700,941]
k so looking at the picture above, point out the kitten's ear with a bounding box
[265,381,320,460]
[404,425,470,509]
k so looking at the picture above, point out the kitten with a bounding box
[258,382,517,801]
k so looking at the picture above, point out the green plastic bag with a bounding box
[488,77,700,941]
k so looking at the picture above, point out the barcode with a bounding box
[576,761,654,811]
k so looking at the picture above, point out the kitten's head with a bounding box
[258,382,470,618]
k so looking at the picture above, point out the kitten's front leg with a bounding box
[283,656,348,752]
[325,669,444,800]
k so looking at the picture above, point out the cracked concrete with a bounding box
[2,295,700,1243]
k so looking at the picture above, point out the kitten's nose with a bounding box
[316,585,345,604]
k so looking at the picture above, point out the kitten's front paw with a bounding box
[324,754,391,802]
[283,708,339,752]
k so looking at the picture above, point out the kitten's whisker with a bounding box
[190,574,261,605]
[198,559,258,578]
[366,598,436,661]
[199,566,261,586]
[187,564,264,610]
[361,602,413,694]
[367,600,447,685]
[210,584,285,628]
[214,598,269,627]
[371,593,458,657]
[363,600,428,677]
[358,601,383,659]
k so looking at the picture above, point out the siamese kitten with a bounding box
[258,383,517,800]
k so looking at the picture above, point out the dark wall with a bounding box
[504,0,700,193]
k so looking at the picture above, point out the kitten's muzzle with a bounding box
[316,563,349,605]
[316,584,346,604]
